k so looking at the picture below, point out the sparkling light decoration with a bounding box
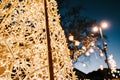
[108,54,117,73]
[100,65,104,70]
[75,40,80,46]
[0,0,76,79]
[85,52,90,56]
[89,48,94,53]
[69,35,74,41]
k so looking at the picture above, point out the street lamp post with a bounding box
[93,21,111,79]
[99,26,110,70]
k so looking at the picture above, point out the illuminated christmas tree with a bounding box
[0,0,76,79]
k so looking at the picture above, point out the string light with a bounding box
[0,0,76,79]
[82,46,86,50]
[85,52,90,56]
[83,63,86,67]
[89,48,94,53]
[68,35,74,41]
[92,26,99,32]
[75,40,80,46]
[100,51,104,57]
[91,42,95,46]
[100,65,104,70]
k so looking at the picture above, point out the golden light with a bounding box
[100,65,104,70]
[85,52,90,56]
[100,21,109,29]
[0,0,76,79]
[100,51,104,57]
[92,26,99,32]
[68,35,74,41]
[83,64,86,67]
[91,42,95,46]
[75,40,80,46]
[89,48,94,53]
[82,46,86,50]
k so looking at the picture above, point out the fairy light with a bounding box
[83,63,86,67]
[100,65,104,70]
[108,54,117,73]
[85,52,90,56]
[68,35,74,41]
[100,51,104,57]
[91,42,95,46]
[82,46,86,50]
[92,26,99,32]
[0,0,76,79]
[75,40,80,46]
[89,48,94,53]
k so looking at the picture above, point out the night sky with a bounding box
[59,0,120,73]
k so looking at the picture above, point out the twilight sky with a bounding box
[58,0,120,73]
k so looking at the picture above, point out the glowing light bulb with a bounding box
[91,42,95,46]
[75,40,80,46]
[82,46,86,50]
[100,51,104,57]
[68,35,74,41]
[100,65,104,70]
[83,64,86,67]
[92,26,99,32]
[85,52,90,56]
[89,48,94,53]
[101,21,108,29]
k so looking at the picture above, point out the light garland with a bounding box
[0,0,76,79]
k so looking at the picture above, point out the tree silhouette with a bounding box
[56,0,101,60]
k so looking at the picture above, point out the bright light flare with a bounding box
[83,64,86,67]
[100,51,104,57]
[68,35,74,41]
[75,40,80,46]
[100,65,104,70]
[100,21,109,29]
[85,52,90,56]
[92,26,99,32]
[89,48,94,53]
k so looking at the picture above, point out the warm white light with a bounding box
[91,42,95,46]
[85,52,90,56]
[68,35,74,41]
[101,21,108,29]
[92,26,99,32]
[89,48,94,53]
[82,46,86,50]
[100,65,104,70]
[100,51,104,57]
[75,40,80,46]
[83,64,86,67]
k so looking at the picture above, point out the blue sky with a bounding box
[62,0,120,73]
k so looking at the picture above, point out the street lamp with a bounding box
[92,21,111,77]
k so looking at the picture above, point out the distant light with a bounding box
[116,76,118,78]
[83,64,86,67]
[117,70,120,73]
[100,65,104,70]
[101,21,109,29]
[75,40,80,46]
[82,46,86,50]
[92,26,99,32]
[85,52,90,56]
[68,35,74,41]
[112,73,115,77]
[100,51,104,57]
[91,42,95,46]
[89,48,94,53]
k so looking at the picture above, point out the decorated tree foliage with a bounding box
[0,0,76,80]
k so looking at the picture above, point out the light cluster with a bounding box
[0,0,76,80]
